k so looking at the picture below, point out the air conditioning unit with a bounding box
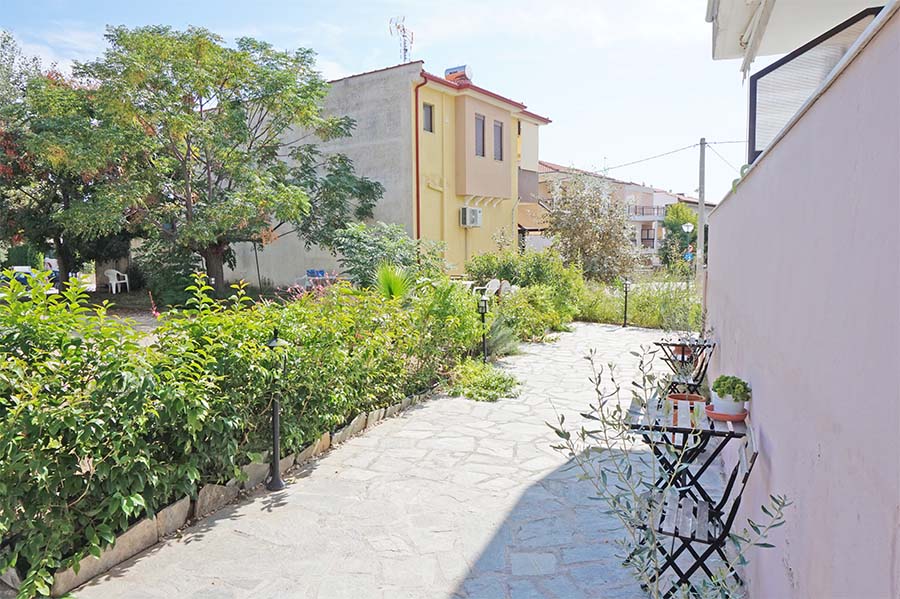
[460,206,483,228]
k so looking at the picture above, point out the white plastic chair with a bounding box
[473,278,502,297]
[104,269,129,294]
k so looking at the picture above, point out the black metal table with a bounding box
[654,339,716,395]
[627,394,747,506]
[654,339,713,373]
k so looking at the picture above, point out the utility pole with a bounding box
[697,138,706,292]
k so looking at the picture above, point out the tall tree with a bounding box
[546,173,636,282]
[0,69,141,285]
[0,30,40,108]
[658,202,698,269]
[78,26,382,292]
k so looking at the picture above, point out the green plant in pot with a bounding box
[711,375,751,416]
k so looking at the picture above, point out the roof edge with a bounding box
[328,61,424,84]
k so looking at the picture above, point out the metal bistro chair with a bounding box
[664,342,715,395]
[647,429,759,598]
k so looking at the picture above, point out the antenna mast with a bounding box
[389,16,414,63]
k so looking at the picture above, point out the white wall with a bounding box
[227,62,423,287]
[706,10,900,598]
[519,121,539,172]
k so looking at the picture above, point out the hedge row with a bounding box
[0,273,480,597]
[465,249,701,335]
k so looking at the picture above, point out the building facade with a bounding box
[226,62,548,287]
[703,3,899,598]
[526,161,710,262]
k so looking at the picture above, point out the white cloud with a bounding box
[316,58,353,80]
[10,23,105,74]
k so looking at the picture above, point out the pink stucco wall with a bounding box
[706,10,900,599]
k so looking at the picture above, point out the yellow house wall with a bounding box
[416,85,519,273]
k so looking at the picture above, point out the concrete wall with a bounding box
[226,62,422,287]
[706,11,900,599]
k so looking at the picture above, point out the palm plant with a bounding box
[487,313,520,357]
[374,262,415,300]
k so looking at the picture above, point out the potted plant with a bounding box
[710,375,751,417]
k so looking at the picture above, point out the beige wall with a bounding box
[706,10,900,599]
[226,62,423,287]
[455,95,513,199]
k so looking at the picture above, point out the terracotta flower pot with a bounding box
[673,345,693,361]
[666,392,705,403]
[705,404,747,422]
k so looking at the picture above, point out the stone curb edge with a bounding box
[38,387,437,597]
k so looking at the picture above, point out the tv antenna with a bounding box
[389,16,414,63]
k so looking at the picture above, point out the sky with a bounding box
[3,0,759,203]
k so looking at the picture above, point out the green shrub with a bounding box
[0,273,211,597]
[466,248,584,321]
[409,279,481,386]
[576,274,701,332]
[3,243,41,269]
[486,313,519,357]
[134,238,203,306]
[445,358,519,402]
[333,222,445,286]
[0,271,479,596]
[497,285,565,341]
[576,282,622,324]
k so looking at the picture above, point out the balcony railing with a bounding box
[629,206,667,217]
[748,8,878,163]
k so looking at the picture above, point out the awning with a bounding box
[706,0,882,74]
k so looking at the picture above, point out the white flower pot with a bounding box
[711,391,745,415]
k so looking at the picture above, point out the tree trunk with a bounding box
[54,236,73,289]
[202,244,227,295]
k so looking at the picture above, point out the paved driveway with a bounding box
[77,323,665,599]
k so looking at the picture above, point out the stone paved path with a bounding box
[75,323,676,599]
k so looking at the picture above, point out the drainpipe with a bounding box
[413,74,427,239]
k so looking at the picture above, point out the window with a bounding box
[475,114,485,156]
[423,103,434,132]
[493,120,503,161]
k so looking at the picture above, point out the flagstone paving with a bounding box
[75,323,711,599]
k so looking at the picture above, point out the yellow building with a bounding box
[416,66,549,270]
[226,61,549,286]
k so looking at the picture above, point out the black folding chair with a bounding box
[664,342,715,395]
[647,429,758,597]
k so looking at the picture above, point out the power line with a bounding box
[707,143,740,173]
[604,140,747,172]
[606,143,698,171]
